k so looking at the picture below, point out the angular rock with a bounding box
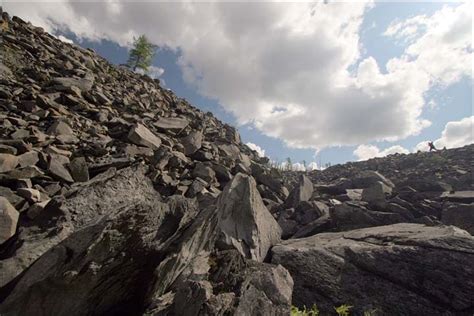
[352,170,395,189]
[272,223,474,315]
[182,131,202,156]
[234,263,293,316]
[154,117,189,132]
[17,150,39,168]
[192,163,216,183]
[332,202,404,231]
[26,199,50,219]
[0,186,24,208]
[0,153,19,173]
[0,167,218,313]
[16,188,42,203]
[217,173,281,262]
[292,212,333,238]
[52,75,94,92]
[69,157,89,182]
[284,174,313,208]
[203,249,293,316]
[442,203,474,235]
[211,163,232,183]
[361,181,392,208]
[7,165,45,179]
[0,197,19,244]
[127,123,162,150]
[441,191,474,204]
[48,157,74,183]
[47,120,74,136]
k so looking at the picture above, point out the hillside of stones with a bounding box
[273,144,473,239]
[1,12,473,316]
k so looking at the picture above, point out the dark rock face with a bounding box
[284,174,313,208]
[1,166,288,316]
[217,173,281,262]
[442,203,474,235]
[272,224,474,315]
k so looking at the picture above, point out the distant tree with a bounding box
[286,157,292,171]
[127,35,157,72]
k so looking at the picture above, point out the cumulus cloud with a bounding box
[56,35,74,44]
[279,161,305,172]
[415,116,473,152]
[354,144,409,161]
[136,66,165,79]
[384,3,472,87]
[306,162,319,171]
[246,142,266,158]
[4,2,472,150]
[278,161,318,171]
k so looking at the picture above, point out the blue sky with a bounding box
[7,1,472,167]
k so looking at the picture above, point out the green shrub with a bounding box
[291,304,320,316]
[334,304,352,316]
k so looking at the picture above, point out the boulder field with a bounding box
[0,10,473,316]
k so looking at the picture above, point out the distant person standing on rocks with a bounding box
[428,141,437,152]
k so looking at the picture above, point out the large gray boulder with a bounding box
[361,181,392,208]
[127,123,162,149]
[170,250,294,316]
[234,263,293,315]
[182,131,203,156]
[272,223,474,315]
[332,202,405,232]
[217,173,281,262]
[442,203,474,235]
[352,170,395,189]
[284,174,313,208]
[0,166,218,315]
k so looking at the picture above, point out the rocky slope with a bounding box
[1,11,473,316]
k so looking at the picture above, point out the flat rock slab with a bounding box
[127,123,162,150]
[51,76,94,92]
[272,223,474,315]
[441,191,474,203]
[154,117,189,132]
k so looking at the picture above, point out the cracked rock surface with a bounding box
[272,223,474,315]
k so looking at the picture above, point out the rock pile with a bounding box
[274,150,474,240]
[0,13,291,315]
[0,11,473,316]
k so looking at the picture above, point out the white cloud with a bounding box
[306,162,319,171]
[57,35,73,44]
[354,144,409,161]
[415,116,474,151]
[246,142,266,158]
[4,2,472,151]
[384,3,472,87]
[136,66,165,79]
[278,160,318,171]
